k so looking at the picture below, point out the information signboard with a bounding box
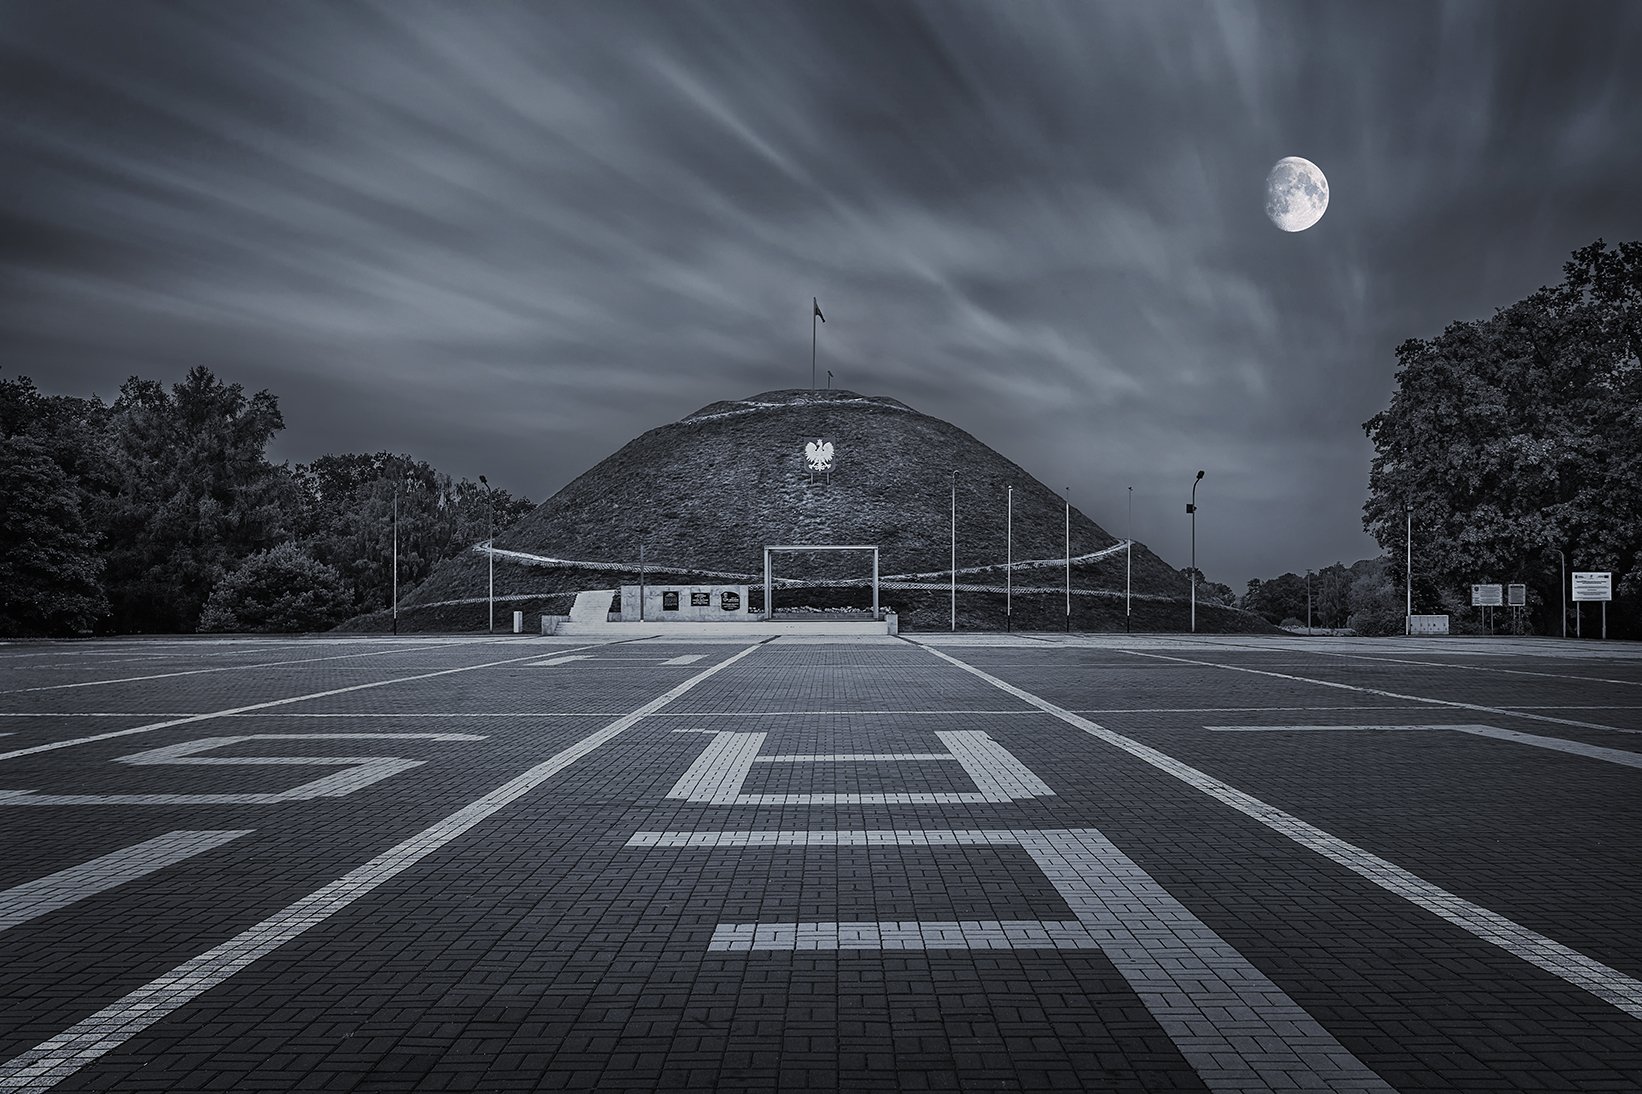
[1471,584,1503,607]
[1572,572,1612,602]
[1507,583,1526,607]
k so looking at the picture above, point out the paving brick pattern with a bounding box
[0,633,1638,1091]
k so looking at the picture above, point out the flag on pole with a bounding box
[813,298,825,322]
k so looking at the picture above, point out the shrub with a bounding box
[199,543,351,633]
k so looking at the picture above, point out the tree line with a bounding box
[0,367,531,635]
[1242,239,1640,638]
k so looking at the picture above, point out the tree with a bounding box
[295,452,532,617]
[0,435,107,634]
[1363,240,1642,636]
[198,543,351,632]
[0,375,112,634]
[98,367,301,632]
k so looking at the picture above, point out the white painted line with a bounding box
[0,641,768,1092]
[0,831,250,934]
[666,729,1053,805]
[711,919,1098,950]
[915,642,1642,1022]
[1451,724,1642,769]
[662,655,706,665]
[1,640,475,695]
[1206,725,1434,732]
[0,643,613,763]
[1122,648,1631,734]
[0,733,485,806]
[1204,725,1642,769]
[635,827,1394,1094]
[755,752,954,762]
[531,655,594,667]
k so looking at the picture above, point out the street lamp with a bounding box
[950,470,958,632]
[1557,548,1567,639]
[479,475,495,635]
[1306,569,1313,635]
[1064,487,1071,633]
[1405,501,1413,636]
[1005,485,1013,632]
[1186,470,1204,633]
[390,483,399,636]
[1126,485,1132,634]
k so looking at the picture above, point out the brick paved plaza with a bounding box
[1,632,1639,1092]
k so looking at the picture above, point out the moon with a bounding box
[1264,156,1328,232]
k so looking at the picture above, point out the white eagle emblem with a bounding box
[804,439,835,472]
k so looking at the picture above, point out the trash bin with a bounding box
[512,610,524,634]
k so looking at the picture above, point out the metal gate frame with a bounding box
[763,545,879,621]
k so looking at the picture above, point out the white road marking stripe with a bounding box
[0,641,767,1093]
[916,642,1642,1022]
[1216,723,1642,771]
[1451,724,1642,768]
[1206,725,1434,732]
[531,655,593,666]
[662,655,706,665]
[636,827,1395,1094]
[0,831,250,934]
[667,729,1053,805]
[0,644,611,763]
[0,733,485,806]
[711,919,1098,950]
[1,640,475,695]
[1122,648,1630,734]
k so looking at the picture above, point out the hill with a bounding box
[360,389,1269,632]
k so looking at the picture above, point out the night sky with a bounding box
[4,1,1640,588]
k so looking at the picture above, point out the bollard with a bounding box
[512,610,524,634]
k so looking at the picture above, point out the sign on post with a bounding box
[1572,572,1612,602]
[1506,584,1526,607]
[1471,584,1503,607]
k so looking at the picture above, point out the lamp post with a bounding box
[1557,548,1567,638]
[1306,569,1313,635]
[1187,470,1204,633]
[1126,485,1132,634]
[391,482,399,636]
[479,475,494,635]
[1405,501,1413,636]
[1064,487,1071,633]
[950,470,957,632]
[1005,485,1013,632]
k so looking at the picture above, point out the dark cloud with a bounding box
[4,0,1640,586]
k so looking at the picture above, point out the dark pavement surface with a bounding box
[1,632,1639,1092]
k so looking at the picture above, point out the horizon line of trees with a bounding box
[1,366,532,636]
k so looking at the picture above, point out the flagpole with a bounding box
[811,299,817,391]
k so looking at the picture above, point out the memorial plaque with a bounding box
[721,591,741,611]
[691,592,711,607]
[662,591,679,611]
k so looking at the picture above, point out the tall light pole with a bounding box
[1064,487,1071,633]
[1005,485,1013,632]
[950,470,957,632]
[1306,569,1313,635]
[1187,470,1204,633]
[392,482,399,634]
[479,475,495,635]
[1126,485,1133,634]
[1558,548,1567,638]
[1405,501,1413,636]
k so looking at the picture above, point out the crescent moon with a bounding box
[1265,156,1329,232]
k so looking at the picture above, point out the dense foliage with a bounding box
[0,367,531,635]
[1363,239,1641,637]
